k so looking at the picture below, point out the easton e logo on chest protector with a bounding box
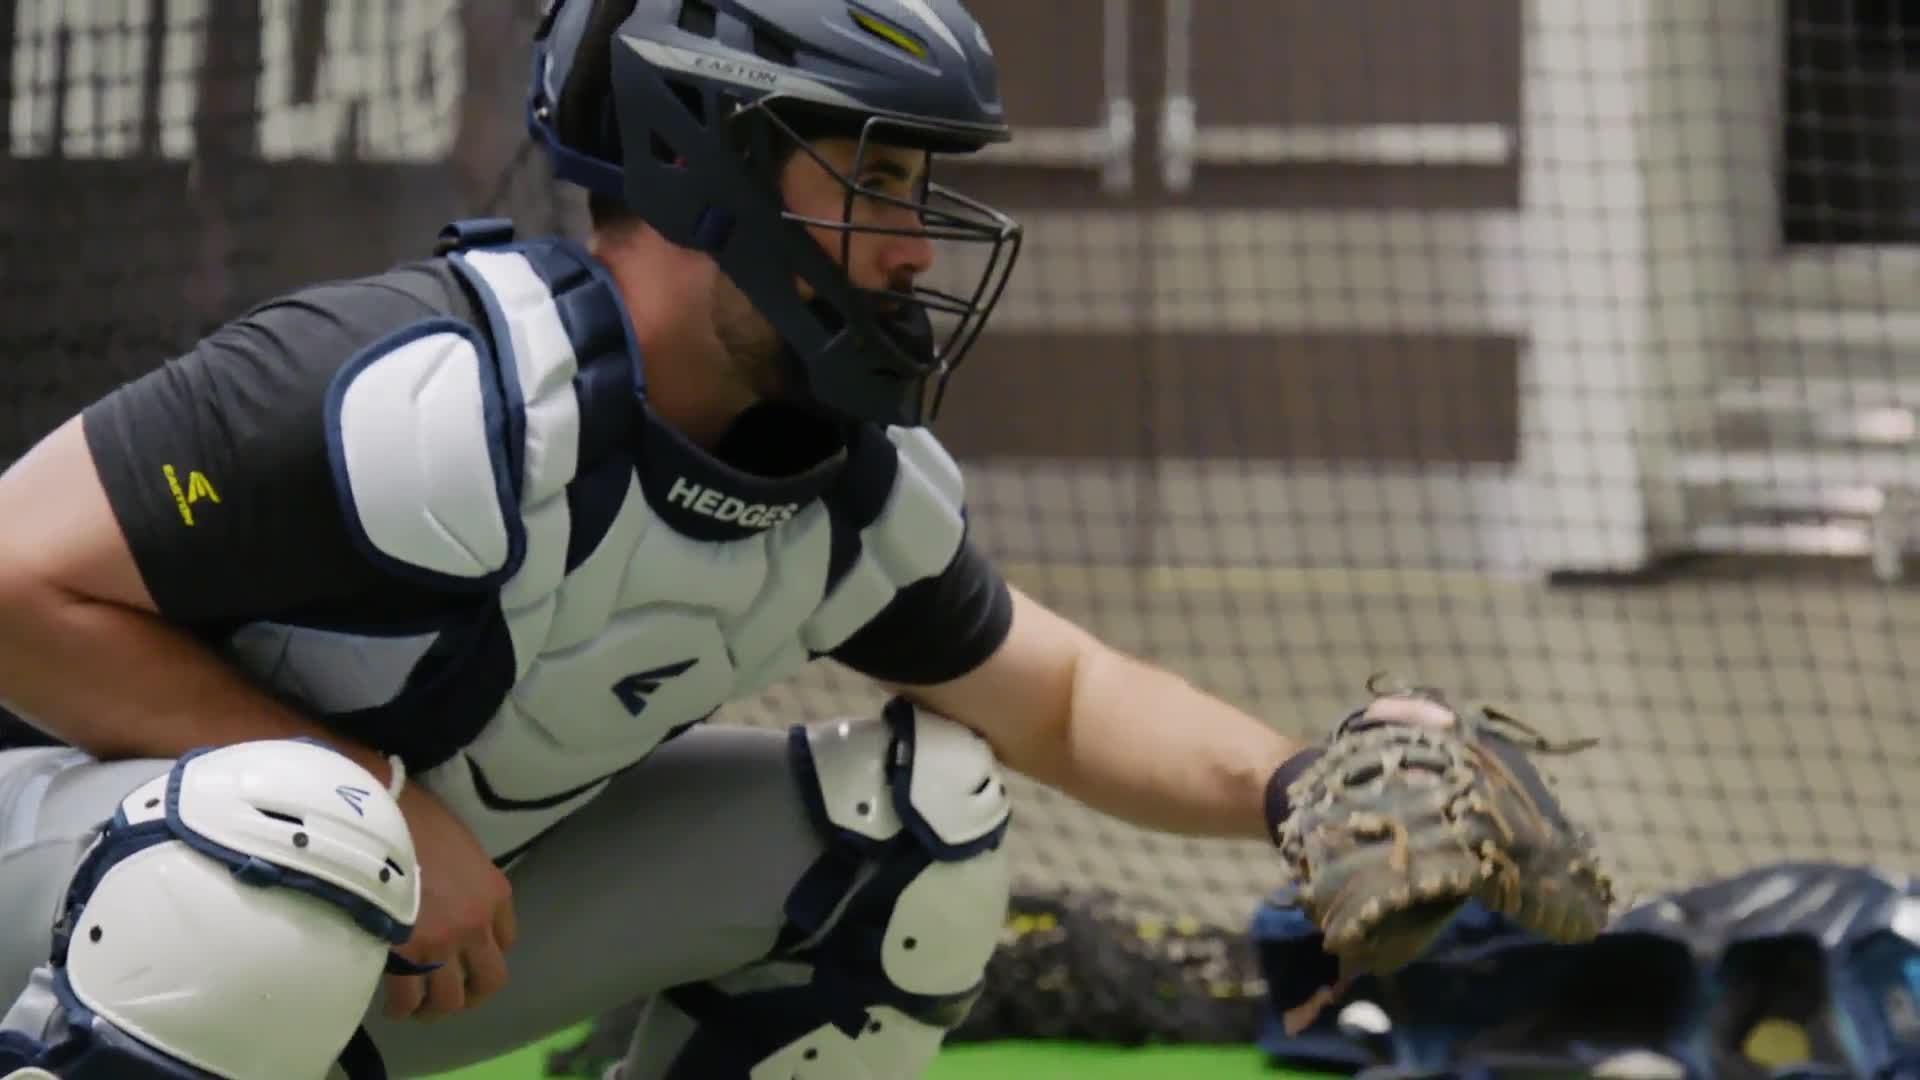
[611,659,700,717]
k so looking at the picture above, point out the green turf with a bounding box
[425,1025,1326,1079]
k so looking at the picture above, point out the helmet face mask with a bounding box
[749,103,1023,425]
[530,0,1025,428]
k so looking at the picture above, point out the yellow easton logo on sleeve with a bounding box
[163,464,222,527]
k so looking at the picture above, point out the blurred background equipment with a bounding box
[1254,862,1920,1078]
[6,0,1920,1074]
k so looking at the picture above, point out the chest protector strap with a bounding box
[440,218,644,509]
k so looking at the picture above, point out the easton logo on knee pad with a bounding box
[0,740,420,1080]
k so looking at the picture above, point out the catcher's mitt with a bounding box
[1274,679,1614,982]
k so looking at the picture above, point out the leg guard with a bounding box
[628,698,1013,1080]
[0,740,422,1080]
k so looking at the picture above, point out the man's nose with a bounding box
[884,228,936,282]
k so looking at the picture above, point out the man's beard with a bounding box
[709,277,941,419]
[711,282,793,402]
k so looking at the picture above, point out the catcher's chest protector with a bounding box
[223,220,968,861]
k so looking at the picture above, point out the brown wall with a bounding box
[1,0,1522,466]
[941,0,1522,466]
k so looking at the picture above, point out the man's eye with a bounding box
[861,173,917,196]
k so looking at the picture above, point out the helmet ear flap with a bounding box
[552,0,642,165]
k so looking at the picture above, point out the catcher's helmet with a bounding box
[528,0,1024,428]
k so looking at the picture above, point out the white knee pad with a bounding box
[799,696,1012,863]
[7,740,420,1080]
[744,1005,953,1080]
[777,698,1013,1077]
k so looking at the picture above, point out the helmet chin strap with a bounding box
[873,299,937,368]
[797,286,938,358]
[775,293,939,419]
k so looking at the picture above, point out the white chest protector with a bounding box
[224,225,970,859]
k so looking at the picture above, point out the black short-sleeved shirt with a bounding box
[79,258,1012,682]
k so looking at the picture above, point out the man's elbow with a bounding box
[977,713,1072,789]
[0,524,74,647]
[889,587,1105,785]
[0,529,58,632]
[964,655,1095,789]
[0,415,158,615]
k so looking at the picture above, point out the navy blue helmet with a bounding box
[528,0,1024,428]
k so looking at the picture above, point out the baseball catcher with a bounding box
[0,0,1615,1072]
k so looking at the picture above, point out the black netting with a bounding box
[4,0,1919,943]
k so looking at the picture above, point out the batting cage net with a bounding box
[5,0,1919,936]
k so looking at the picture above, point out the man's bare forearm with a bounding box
[1055,643,1307,841]
[0,581,393,783]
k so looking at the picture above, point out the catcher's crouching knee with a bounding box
[0,739,420,1080]
[784,698,1012,1059]
[648,698,1013,1079]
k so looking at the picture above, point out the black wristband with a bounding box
[1263,746,1325,846]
